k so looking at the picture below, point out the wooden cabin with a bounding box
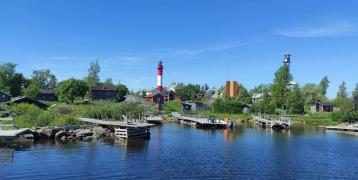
[91,86,117,101]
[0,91,11,103]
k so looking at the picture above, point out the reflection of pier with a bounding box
[253,115,292,129]
[171,112,230,129]
[79,117,154,139]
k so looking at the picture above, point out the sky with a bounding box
[0,0,357,99]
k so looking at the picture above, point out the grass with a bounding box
[8,101,147,128]
[287,112,339,125]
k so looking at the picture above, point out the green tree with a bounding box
[175,83,201,100]
[337,81,348,99]
[0,62,26,96]
[236,84,251,104]
[32,69,57,89]
[117,83,129,102]
[318,76,330,96]
[23,80,41,98]
[271,65,293,108]
[85,60,100,87]
[104,78,113,86]
[57,78,89,103]
[286,86,304,114]
[301,83,324,111]
[353,84,358,107]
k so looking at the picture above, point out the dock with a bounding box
[145,116,163,124]
[0,117,15,130]
[253,115,292,129]
[79,117,154,139]
[171,112,230,129]
[325,126,358,132]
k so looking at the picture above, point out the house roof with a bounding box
[0,91,11,97]
[91,86,117,91]
[39,89,56,94]
[6,96,49,109]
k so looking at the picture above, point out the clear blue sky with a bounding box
[1,0,357,99]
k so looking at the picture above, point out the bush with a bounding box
[332,110,358,123]
[10,103,80,128]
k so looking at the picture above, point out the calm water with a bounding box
[1,124,358,180]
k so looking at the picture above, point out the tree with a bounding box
[0,62,17,93]
[353,84,358,107]
[337,81,348,99]
[85,60,100,87]
[271,65,293,108]
[301,83,324,111]
[318,76,330,96]
[286,86,304,114]
[57,78,88,103]
[32,69,57,89]
[104,78,114,86]
[0,62,26,96]
[23,80,41,98]
[175,83,201,100]
[117,83,129,102]
[236,84,251,104]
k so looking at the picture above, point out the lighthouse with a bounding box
[156,60,163,94]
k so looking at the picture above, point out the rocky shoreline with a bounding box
[18,125,114,141]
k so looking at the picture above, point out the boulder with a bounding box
[37,127,63,139]
[75,129,93,138]
[55,130,69,139]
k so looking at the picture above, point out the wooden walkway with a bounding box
[0,128,30,138]
[79,118,154,128]
[325,126,358,132]
[253,115,293,129]
[0,117,15,129]
[171,112,229,128]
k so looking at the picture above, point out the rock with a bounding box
[60,136,67,141]
[83,136,93,141]
[23,133,34,139]
[75,129,93,138]
[37,127,63,139]
[55,130,69,139]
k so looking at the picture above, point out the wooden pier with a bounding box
[253,115,293,129]
[325,126,358,132]
[171,112,230,129]
[79,117,154,139]
[145,116,163,124]
[0,118,15,130]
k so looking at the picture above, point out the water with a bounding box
[1,124,358,179]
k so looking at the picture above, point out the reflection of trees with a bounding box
[0,148,15,163]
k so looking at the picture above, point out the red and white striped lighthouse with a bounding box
[156,60,163,94]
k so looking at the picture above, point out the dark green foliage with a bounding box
[9,73,25,96]
[57,78,89,103]
[301,83,325,111]
[286,86,304,114]
[332,110,358,123]
[0,62,26,96]
[353,84,358,107]
[251,100,276,114]
[85,59,100,87]
[271,65,293,108]
[175,83,201,100]
[117,83,129,102]
[212,98,242,114]
[236,84,251,104]
[10,103,79,128]
[318,76,330,96]
[32,69,57,89]
[23,80,41,98]
[337,81,348,99]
